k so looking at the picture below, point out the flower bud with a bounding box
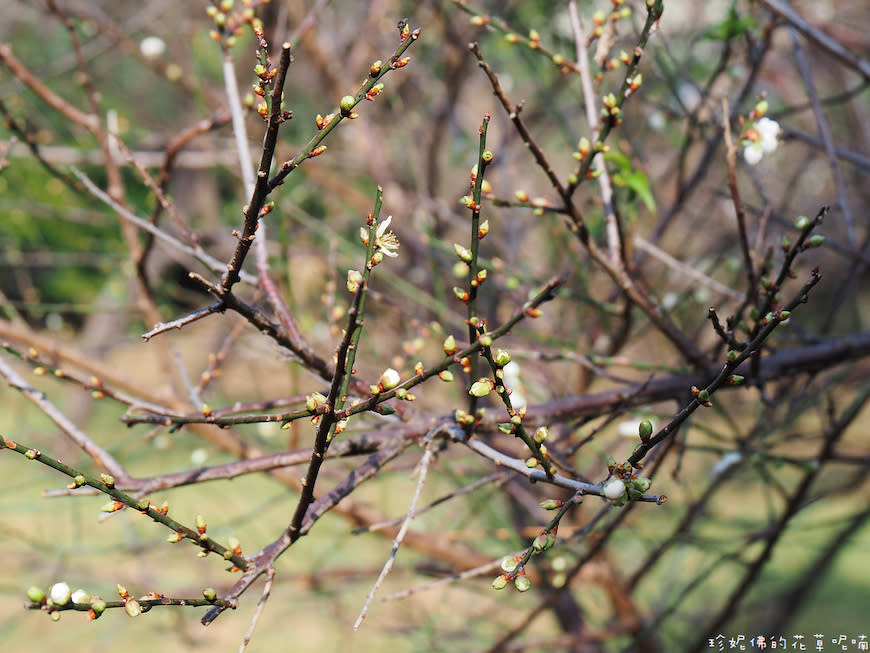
[26,586,46,603]
[379,368,401,390]
[49,582,71,606]
[346,269,363,293]
[514,576,531,592]
[125,599,142,617]
[638,420,653,443]
[539,499,562,510]
[453,243,472,262]
[533,426,549,443]
[491,575,509,590]
[494,349,512,367]
[71,589,91,605]
[91,597,106,617]
[340,96,355,115]
[602,478,626,501]
[469,379,493,397]
[532,532,553,553]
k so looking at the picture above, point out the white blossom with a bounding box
[71,589,91,605]
[49,582,71,606]
[602,478,626,501]
[373,216,400,258]
[743,117,781,166]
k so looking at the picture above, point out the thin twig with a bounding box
[237,567,275,653]
[0,355,130,482]
[70,167,257,286]
[354,430,438,629]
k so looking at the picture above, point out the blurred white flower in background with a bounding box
[140,36,166,59]
[502,361,526,410]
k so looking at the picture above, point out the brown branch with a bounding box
[221,42,293,293]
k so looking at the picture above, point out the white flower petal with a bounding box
[376,215,392,238]
[743,144,763,166]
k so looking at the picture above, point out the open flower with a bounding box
[743,116,781,166]
[374,215,400,258]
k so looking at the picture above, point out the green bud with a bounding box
[494,349,512,367]
[439,370,454,382]
[469,379,493,397]
[479,334,493,348]
[631,476,652,492]
[697,389,709,401]
[91,597,106,617]
[339,95,355,115]
[807,235,825,248]
[533,426,549,443]
[26,586,46,603]
[539,499,562,510]
[482,149,494,163]
[501,557,518,573]
[514,576,532,592]
[202,587,217,601]
[638,420,653,442]
[491,575,509,590]
[443,334,457,355]
[195,514,207,532]
[525,457,538,468]
[532,532,553,553]
[794,215,810,230]
[125,599,142,617]
[726,350,737,362]
[498,423,513,435]
[453,242,473,262]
